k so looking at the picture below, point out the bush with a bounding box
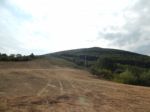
[91,59,150,86]
[140,70,150,86]
[113,69,137,84]
[98,69,112,79]
[91,66,112,79]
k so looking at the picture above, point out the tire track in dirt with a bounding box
[68,80,79,94]
[37,81,57,96]
[37,82,50,96]
[58,80,64,95]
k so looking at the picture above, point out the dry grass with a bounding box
[0,60,150,112]
[0,57,76,69]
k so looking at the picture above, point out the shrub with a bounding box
[140,70,150,86]
[113,69,137,84]
[91,66,112,79]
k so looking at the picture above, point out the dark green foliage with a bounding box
[113,69,138,84]
[92,57,150,86]
[140,71,150,86]
[29,53,35,58]
[0,53,7,61]
[113,68,150,86]
[96,57,117,71]
[0,53,35,61]
[91,66,112,79]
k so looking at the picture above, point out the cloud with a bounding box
[98,0,150,55]
[0,0,150,55]
[0,0,50,55]
[0,0,33,54]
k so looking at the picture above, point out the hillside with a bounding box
[47,47,150,68]
[0,59,150,112]
[45,47,150,86]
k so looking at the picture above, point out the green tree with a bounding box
[29,53,35,58]
[96,57,117,71]
[113,69,137,84]
[140,70,150,86]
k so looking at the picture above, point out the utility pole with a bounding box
[85,55,87,67]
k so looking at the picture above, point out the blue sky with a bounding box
[0,0,150,55]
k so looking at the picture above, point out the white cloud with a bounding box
[1,0,149,55]
[97,0,150,55]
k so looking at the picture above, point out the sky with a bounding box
[0,0,150,55]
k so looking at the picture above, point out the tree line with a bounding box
[0,53,35,61]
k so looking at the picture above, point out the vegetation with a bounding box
[0,53,35,61]
[91,56,150,87]
[1,47,150,86]
[47,47,150,87]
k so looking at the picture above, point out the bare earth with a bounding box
[0,61,150,112]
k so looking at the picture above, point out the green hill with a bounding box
[44,47,150,87]
[45,47,150,68]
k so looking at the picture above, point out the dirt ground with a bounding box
[0,64,150,112]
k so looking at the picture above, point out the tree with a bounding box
[9,54,15,61]
[113,69,136,84]
[16,54,22,58]
[96,57,117,71]
[29,53,35,58]
[0,53,8,61]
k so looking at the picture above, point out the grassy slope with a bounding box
[0,68,150,112]
[0,56,77,69]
